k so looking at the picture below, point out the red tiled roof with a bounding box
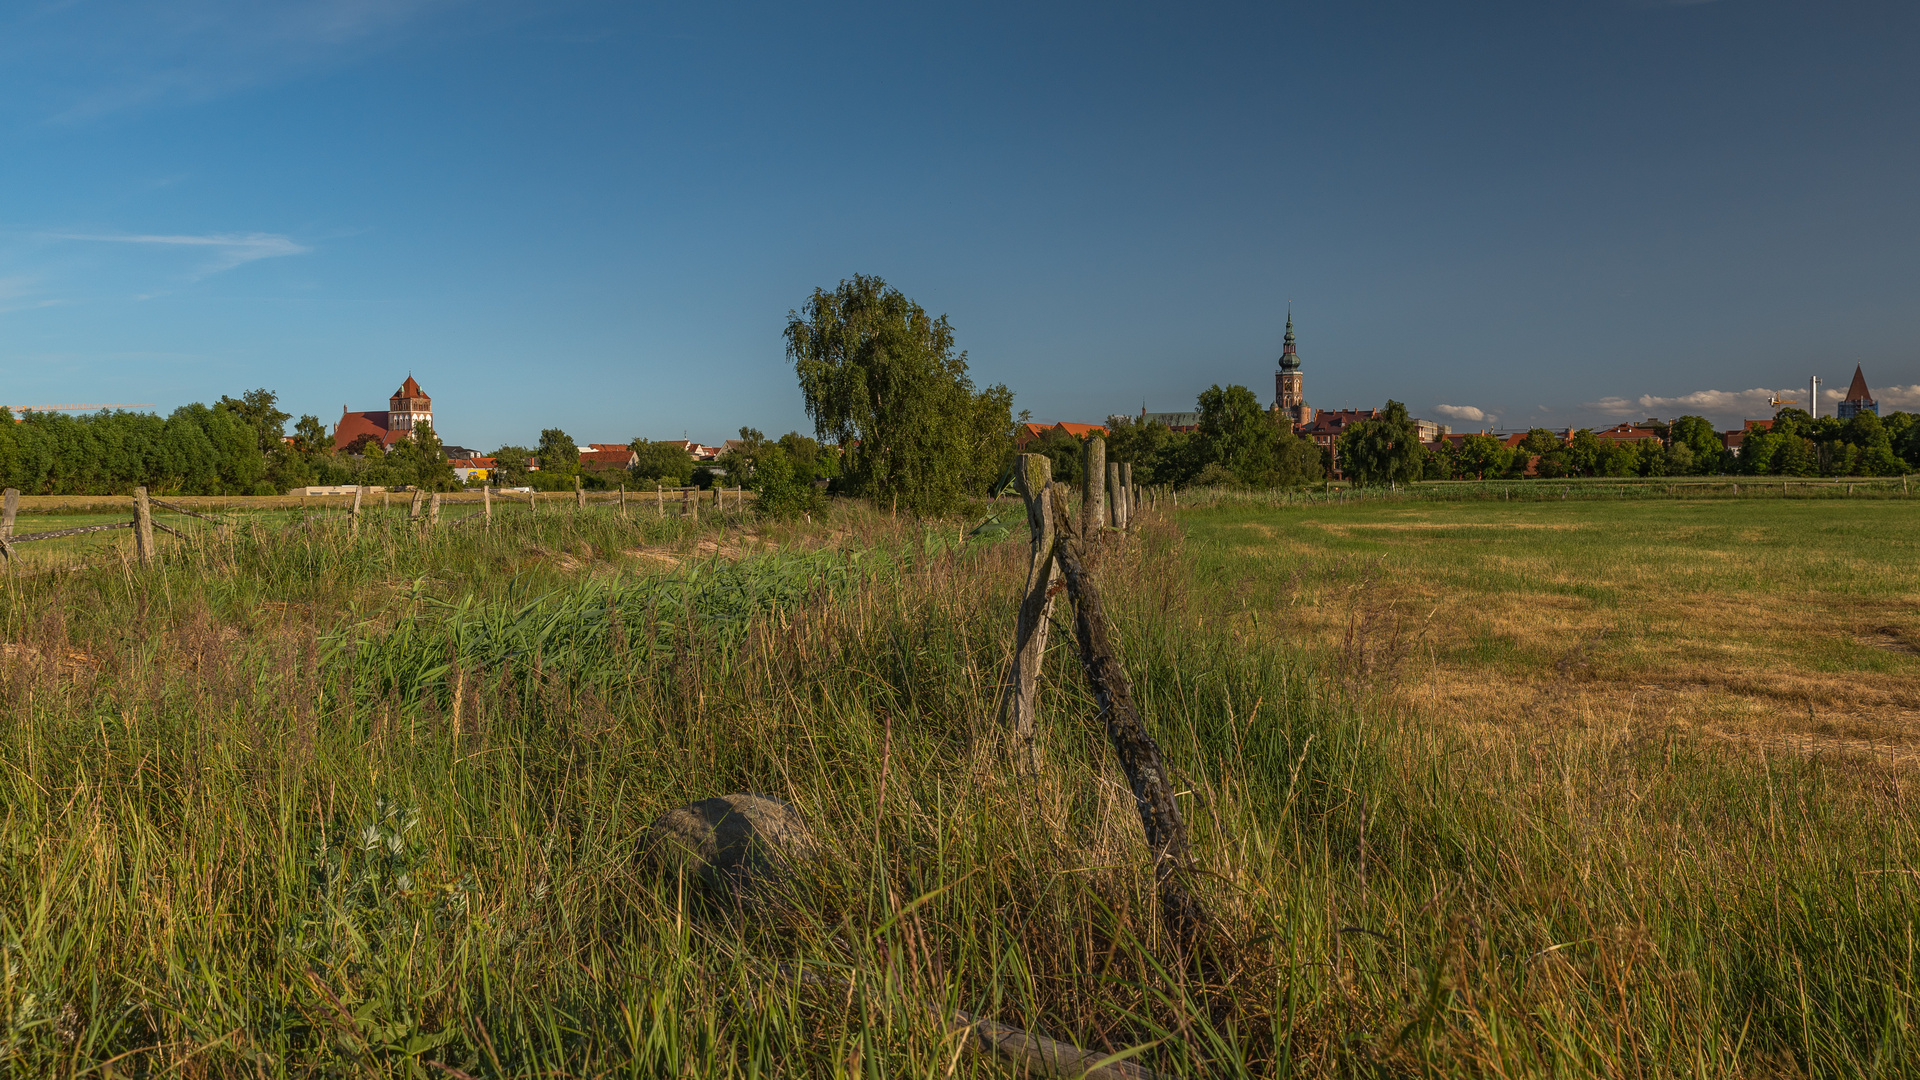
[334,410,397,451]
[581,448,636,471]
[395,376,424,398]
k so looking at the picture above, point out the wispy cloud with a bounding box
[0,274,68,314]
[51,231,309,275]
[4,0,483,122]
[1432,403,1495,425]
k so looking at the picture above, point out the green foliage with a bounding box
[787,274,1014,513]
[629,439,695,486]
[536,429,579,475]
[489,445,535,487]
[1336,400,1425,486]
[215,388,292,454]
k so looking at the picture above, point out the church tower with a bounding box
[388,375,432,435]
[1274,311,1311,424]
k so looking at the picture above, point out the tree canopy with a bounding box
[787,275,1014,514]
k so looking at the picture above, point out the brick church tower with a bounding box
[388,375,432,434]
[1273,311,1312,424]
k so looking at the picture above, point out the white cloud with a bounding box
[1863,385,1920,410]
[52,231,309,275]
[1586,388,1790,420]
[1432,403,1492,424]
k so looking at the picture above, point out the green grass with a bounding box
[0,495,1915,1076]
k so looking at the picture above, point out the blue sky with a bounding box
[3,0,1916,449]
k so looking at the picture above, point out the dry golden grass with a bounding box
[1184,497,1920,763]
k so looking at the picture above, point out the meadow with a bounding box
[0,491,1914,1077]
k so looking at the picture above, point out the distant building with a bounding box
[1014,421,1108,449]
[449,456,495,482]
[581,446,638,472]
[333,376,437,451]
[1272,312,1313,424]
[1837,365,1879,419]
[1593,422,1663,445]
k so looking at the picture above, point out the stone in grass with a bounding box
[643,793,819,911]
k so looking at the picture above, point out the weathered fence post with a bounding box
[350,485,363,535]
[657,484,664,517]
[575,475,586,510]
[409,489,426,522]
[0,487,17,563]
[132,486,156,567]
[483,484,492,525]
[1000,454,1062,769]
[1048,495,1209,951]
[1119,463,1133,527]
[619,484,626,512]
[1106,461,1123,528]
[1082,435,1106,536]
[429,492,441,526]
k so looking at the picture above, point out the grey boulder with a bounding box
[642,792,819,909]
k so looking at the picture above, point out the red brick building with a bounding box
[333,376,435,451]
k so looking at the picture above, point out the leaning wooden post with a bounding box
[1048,495,1209,950]
[409,489,426,522]
[0,487,17,563]
[619,484,626,513]
[429,492,441,526]
[132,486,156,567]
[575,474,586,510]
[350,485,363,535]
[1000,454,1062,769]
[1082,435,1106,536]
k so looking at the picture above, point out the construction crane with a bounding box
[5,403,154,411]
[1768,394,1798,409]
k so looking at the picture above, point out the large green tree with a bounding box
[628,440,695,486]
[787,275,1014,514]
[1336,400,1425,486]
[537,429,580,475]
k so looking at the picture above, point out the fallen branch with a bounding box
[779,964,1160,1079]
[1049,495,1211,951]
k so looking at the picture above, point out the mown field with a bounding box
[0,492,1914,1077]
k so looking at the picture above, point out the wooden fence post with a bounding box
[0,487,17,563]
[1047,495,1208,952]
[133,486,156,567]
[657,484,664,517]
[1082,435,1106,536]
[483,485,492,525]
[619,484,626,512]
[1119,463,1133,527]
[1001,454,1062,769]
[409,489,426,522]
[1106,461,1123,528]
[575,475,586,510]
[349,485,363,535]
[429,492,441,526]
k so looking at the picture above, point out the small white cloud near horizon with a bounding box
[51,231,309,275]
[1587,388,1790,419]
[1432,403,1494,425]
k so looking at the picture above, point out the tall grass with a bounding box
[0,498,1913,1076]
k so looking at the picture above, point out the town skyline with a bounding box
[3,2,1917,449]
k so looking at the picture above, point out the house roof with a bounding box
[394,376,425,399]
[333,410,402,451]
[1844,365,1874,403]
[581,448,637,470]
[587,443,629,453]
